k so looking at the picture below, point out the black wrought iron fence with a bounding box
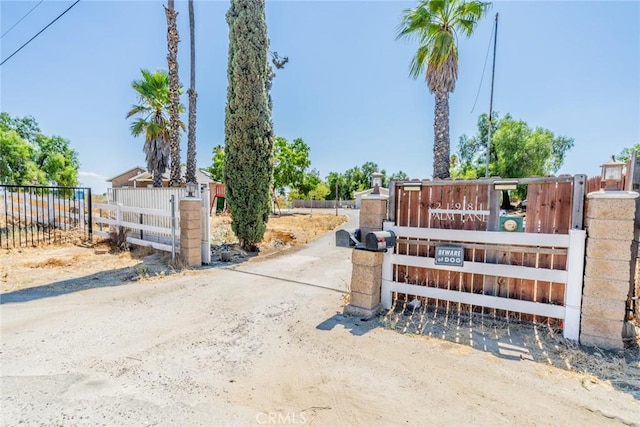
[0,185,93,249]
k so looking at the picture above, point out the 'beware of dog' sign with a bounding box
[434,245,464,267]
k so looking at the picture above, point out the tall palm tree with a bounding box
[165,0,182,187]
[185,0,197,185]
[397,0,490,179]
[126,70,173,187]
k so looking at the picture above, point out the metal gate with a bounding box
[0,185,92,249]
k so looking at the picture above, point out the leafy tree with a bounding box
[166,0,183,186]
[289,170,323,200]
[0,129,36,184]
[298,170,322,199]
[326,162,408,199]
[0,114,78,186]
[327,171,348,200]
[273,137,311,194]
[0,112,40,143]
[185,0,198,185]
[397,0,490,179]
[309,181,330,201]
[224,0,273,251]
[384,170,410,186]
[360,161,379,188]
[389,170,409,181]
[34,135,80,187]
[618,143,640,162]
[127,69,184,187]
[454,112,574,207]
[208,145,225,182]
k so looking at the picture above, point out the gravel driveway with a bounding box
[2,209,639,426]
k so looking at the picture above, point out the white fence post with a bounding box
[170,195,176,263]
[382,221,395,309]
[200,186,211,264]
[564,229,587,341]
[116,203,123,236]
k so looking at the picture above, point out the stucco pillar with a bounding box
[344,250,384,318]
[581,191,639,349]
[358,195,388,242]
[179,198,202,267]
[343,195,388,318]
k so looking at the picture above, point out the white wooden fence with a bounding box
[94,203,178,253]
[381,221,587,340]
[104,187,211,263]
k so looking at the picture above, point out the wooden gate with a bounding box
[381,175,587,340]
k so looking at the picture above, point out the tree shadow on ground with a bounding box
[0,253,175,304]
[381,303,640,400]
[1,267,138,304]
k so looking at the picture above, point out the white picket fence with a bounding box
[381,221,587,341]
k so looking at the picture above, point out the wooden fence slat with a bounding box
[387,176,583,328]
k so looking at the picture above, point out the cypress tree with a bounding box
[224,0,274,251]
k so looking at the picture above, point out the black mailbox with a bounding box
[335,228,361,248]
[364,230,396,251]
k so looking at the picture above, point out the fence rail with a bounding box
[383,228,586,340]
[1,185,92,249]
[93,202,178,253]
[98,187,211,262]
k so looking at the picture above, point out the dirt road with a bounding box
[2,210,639,426]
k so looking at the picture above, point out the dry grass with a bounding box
[262,213,347,248]
[26,254,83,269]
[210,212,348,254]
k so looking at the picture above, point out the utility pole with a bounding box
[335,179,339,216]
[485,12,499,178]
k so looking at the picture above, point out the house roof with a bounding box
[128,167,215,184]
[106,166,146,182]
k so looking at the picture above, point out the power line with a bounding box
[1,0,45,39]
[470,20,496,114]
[0,0,80,67]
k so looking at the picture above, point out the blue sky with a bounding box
[1,0,639,194]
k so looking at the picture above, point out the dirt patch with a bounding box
[0,241,175,294]
[1,212,348,293]
[209,212,348,261]
[382,300,640,399]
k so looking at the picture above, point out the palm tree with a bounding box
[126,70,173,187]
[397,0,490,179]
[165,0,182,187]
[185,0,197,185]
